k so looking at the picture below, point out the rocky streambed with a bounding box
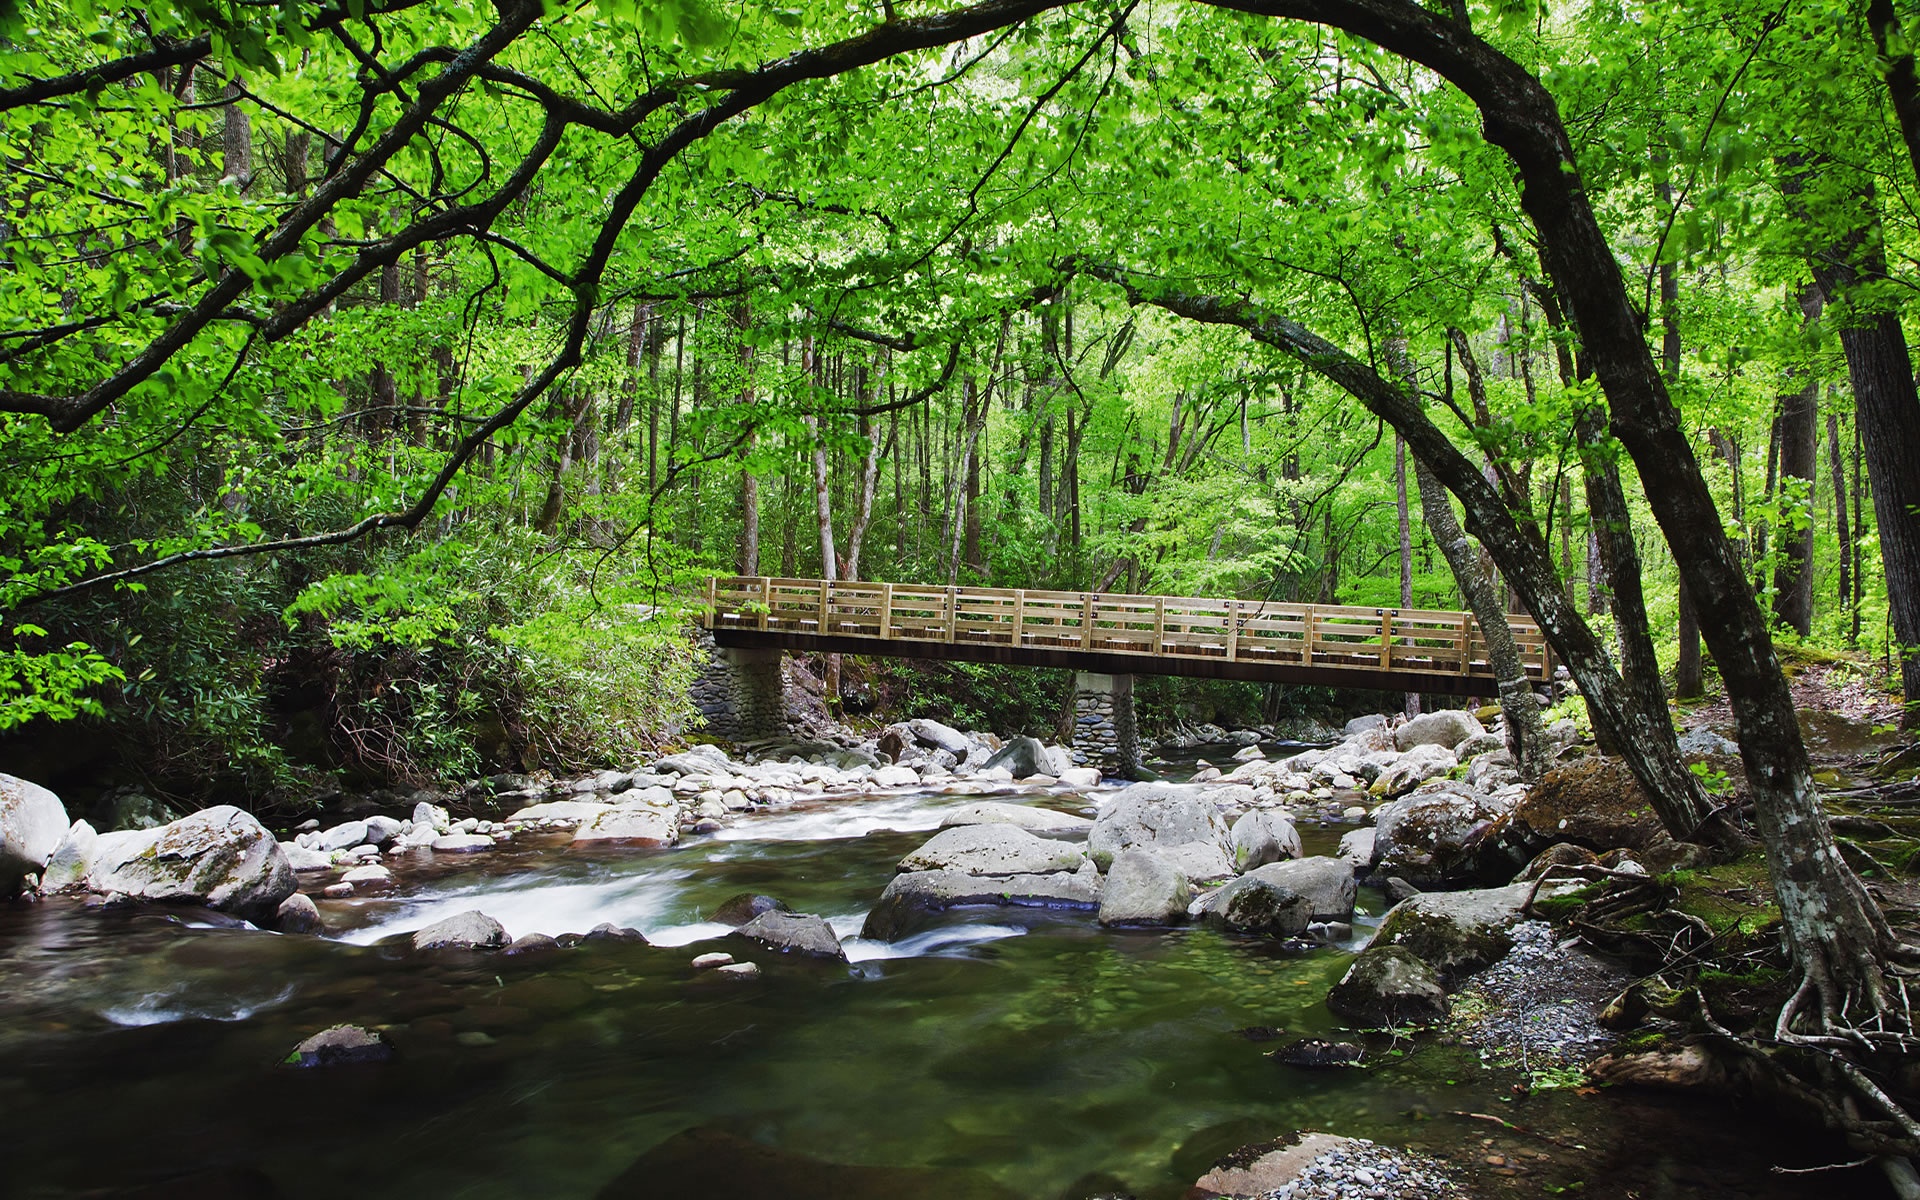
[0,714,1877,1198]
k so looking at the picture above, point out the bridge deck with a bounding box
[702,578,1550,698]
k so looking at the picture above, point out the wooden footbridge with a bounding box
[702,577,1551,697]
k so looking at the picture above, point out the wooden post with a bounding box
[946,586,959,642]
[1226,600,1240,661]
[758,577,772,630]
[818,579,829,631]
[1541,630,1554,683]
[1303,605,1317,664]
[1153,598,1165,654]
[1081,593,1095,650]
[879,582,894,640]
[1460,613,1473,674]
[1012,589,1025,647]
[1379,609,1393,669]
[703,576,717,627]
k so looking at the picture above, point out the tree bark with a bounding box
[1804,219,1920,728]
[737,302,759,577]
[1828,410,1854,622]
[1771,285,1821,638]
[1396,433,1419,716]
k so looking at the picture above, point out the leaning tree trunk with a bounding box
[1396,433,1420,717]
[1090,266,1726,851]
[1208,0,1895,1038]
[1393,336,1539,769]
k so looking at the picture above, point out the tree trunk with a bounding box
[1771,286,1820,638]
[220,76,252,190]
[1828,411,1854,623]
[1099,269,1724,848]
[737,302,759,577]
[1395,338,1545,775]
[1396,433,1419,716]
[843,360,884,581]
[1805,220,1920,728]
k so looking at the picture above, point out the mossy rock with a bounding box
[1367,883,1533,986]
[1514,756,1667,852]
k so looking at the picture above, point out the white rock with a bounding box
[318,821,369,852]
[340,864,392,885]
[2,773,72,893]
[40,819,98,892]
[280,842,333,871]
[431,833,495,853]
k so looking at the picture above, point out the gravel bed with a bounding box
[1259,1137,1466,1199]
[1447,919,1627,1069]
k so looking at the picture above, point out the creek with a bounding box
[0,774,1855,1198]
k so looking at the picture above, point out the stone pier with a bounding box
[1073,672,1140,779]
[690,630,789,742]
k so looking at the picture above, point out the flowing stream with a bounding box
[0,779,1851,1198]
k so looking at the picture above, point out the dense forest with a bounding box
[8,0,1920,1183]
[3,0,1914,802]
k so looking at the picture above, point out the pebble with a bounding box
[1448,919,1626,1068]
[1259,1138,1464,1199]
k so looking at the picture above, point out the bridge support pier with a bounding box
[1073,672,1141,779]
[691,631,789,742]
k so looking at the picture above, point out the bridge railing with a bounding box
[702,576,1552,681]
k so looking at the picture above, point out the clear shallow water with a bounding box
[0,786,1853,1199]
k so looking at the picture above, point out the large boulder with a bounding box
[907,718,972,758]
[1192,872,1312,938]
[412,910,508,950]
[1228,810,1302,871]
[1,773,70,895]
[1088,783,1235,881]
[85,806,295,920]
[317,820,369,852]
[1394,709,1486,752]
[1097,849,1190,926]
[1237,856,1356,921]
[862,864,1101,940]
[507,800,611,825]
[734,910,847,960]
[980,736,1072,780]
[572,807,678,846]
[1326,945,1450,1026]
[938,802,1092,834]
[898,824,1088,876]
[1365,883,1534,985]
[1512,756,1668,852]
[1368,743,1458,798]
[39,819,99,892]
[1370,781,1514,887]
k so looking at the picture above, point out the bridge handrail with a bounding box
[700,575,1551,681]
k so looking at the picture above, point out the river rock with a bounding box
[1366,882,1534,985]
[1273,1038,1363,1068]
[275,892,323,935]
[432,833,495,853]
[1,773,70,895]
[583,921,648,943]
[907,718,972,758]
[1326,944,1450,1026]
[862,864,1102,940]
[287,1024,393,1068]
[361,816,403,847]
[1512,756,1667,852]
[1243,856,1356,921]
[735,910,846,960]
[1058,766,1101,789]
[340,864,391,886]
[1343,714,1388,737]
[871,765,920,788]
[1368,743,1458,798]
[1228,810,1302,871]
[506,799,610,825]
[938,801,1093,834]
[411,800,453,832]
[39,819,98,893]
[1097,849,1190,926]
[1192,872,1312,938]
[1394,708,1485,752]
[84,806,295,920]
[876,724,913,763]
[318,820,369,853]
[1370,780,1512,886]
[277,841,331,871]
[1587,1045,1729,1091]
[711,893,792,926]
[572,807,678,846]
[412,909,508,950]
[981,736,1071,779]
[1087,783,1235,881]
[1337,827,1376,868]
[897,824,1087,876]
